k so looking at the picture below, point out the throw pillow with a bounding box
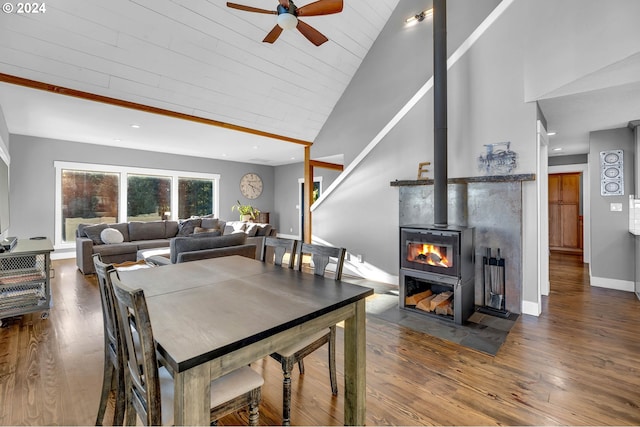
[244,223,259,237]
[108,222,130,242]
[193,226,213,234]
[76,223,92,238]
[255,224,273,237]
[165,221,179,238]
[177,218,202,236]
[83,223,109,245]
[223,221,246,235]
[100,228,124,244]
[129,221,166,241]
[200,218,221,230]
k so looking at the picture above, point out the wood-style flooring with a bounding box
[1,253,639,425]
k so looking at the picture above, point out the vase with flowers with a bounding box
[232,200,260,221]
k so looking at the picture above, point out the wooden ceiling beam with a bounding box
[308,160,343,171]
[0,72,313,147]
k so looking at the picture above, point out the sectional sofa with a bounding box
[140,232,256,266]
[75,217,275,274]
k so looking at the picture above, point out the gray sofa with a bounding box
[76,220,177,274]
[75,218,276,274]
[143,233,256,266]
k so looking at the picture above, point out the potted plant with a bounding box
[232,200,260,221]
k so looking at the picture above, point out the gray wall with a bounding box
[0,105,8,154]
[636,236,640,298]
[589,128,635,283]
[312,0,503,165]
[312,0,537,283]
[549,154,588,166]
[635,125,640,194]
[8,134,275,246]
[274,163,301,236]
[274,161,340,238]
[0,107,9,240]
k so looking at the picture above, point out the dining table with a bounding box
[117,255,373,426]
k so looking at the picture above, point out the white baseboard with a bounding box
[521,300,540,316]
[51,250,75,260]
[590,276,634,292]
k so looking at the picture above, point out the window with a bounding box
[127,174,171,221]
[55,162,220,248]
[178,177,214,218]
[61,170,119,243]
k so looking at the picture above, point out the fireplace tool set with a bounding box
[478,247,510,318]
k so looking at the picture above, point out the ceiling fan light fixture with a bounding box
[277,12,298,30]
[227,0,340,45]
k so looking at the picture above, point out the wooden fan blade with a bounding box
[226,2,276,14]
[296,19,329,46]
[297,0,343,16]
[263,24,284,43]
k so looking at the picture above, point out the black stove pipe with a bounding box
[433,0,448,227]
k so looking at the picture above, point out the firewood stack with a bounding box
[405,290,453,316]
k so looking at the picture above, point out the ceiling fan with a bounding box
[226,0,343,46]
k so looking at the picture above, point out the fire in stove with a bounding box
[408,242,453,268]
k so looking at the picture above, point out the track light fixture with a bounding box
[405,8,433,26]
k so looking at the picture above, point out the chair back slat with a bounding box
[296,243,346,280]
[109,270,163,426]
[263,237,297,268]
[92,253,127,425]
[92,254,121,364]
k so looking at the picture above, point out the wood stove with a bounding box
[399,225,475,324]
[397,1,476,324]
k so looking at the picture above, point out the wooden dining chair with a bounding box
[261,236,297,268]
[108,269,264,426]
[93,253,126,426]
[270,242,347,426]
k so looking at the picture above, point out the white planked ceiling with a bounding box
[0,0,399,165]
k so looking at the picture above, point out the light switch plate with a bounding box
[610,203,623,212]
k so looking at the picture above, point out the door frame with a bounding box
[297,176,322,241]
[548,163,590,265]
[548,172,582,252]
[537,121,550,297]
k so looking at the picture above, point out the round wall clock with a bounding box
[239,173,263,199]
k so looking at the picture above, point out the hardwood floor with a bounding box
[1,253,639,425]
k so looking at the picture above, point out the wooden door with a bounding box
[549,173,582,252]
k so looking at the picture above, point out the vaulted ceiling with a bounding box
[1,1,639,165]
[0,0,399,165]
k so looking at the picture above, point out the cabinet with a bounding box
[549,173,582,251]
[0,238,54,326]
[257,212,270,224]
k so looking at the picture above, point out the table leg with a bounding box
[343,299,366,425]
[173,363,211,426]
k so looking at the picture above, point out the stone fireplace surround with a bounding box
[391,174,535,314]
